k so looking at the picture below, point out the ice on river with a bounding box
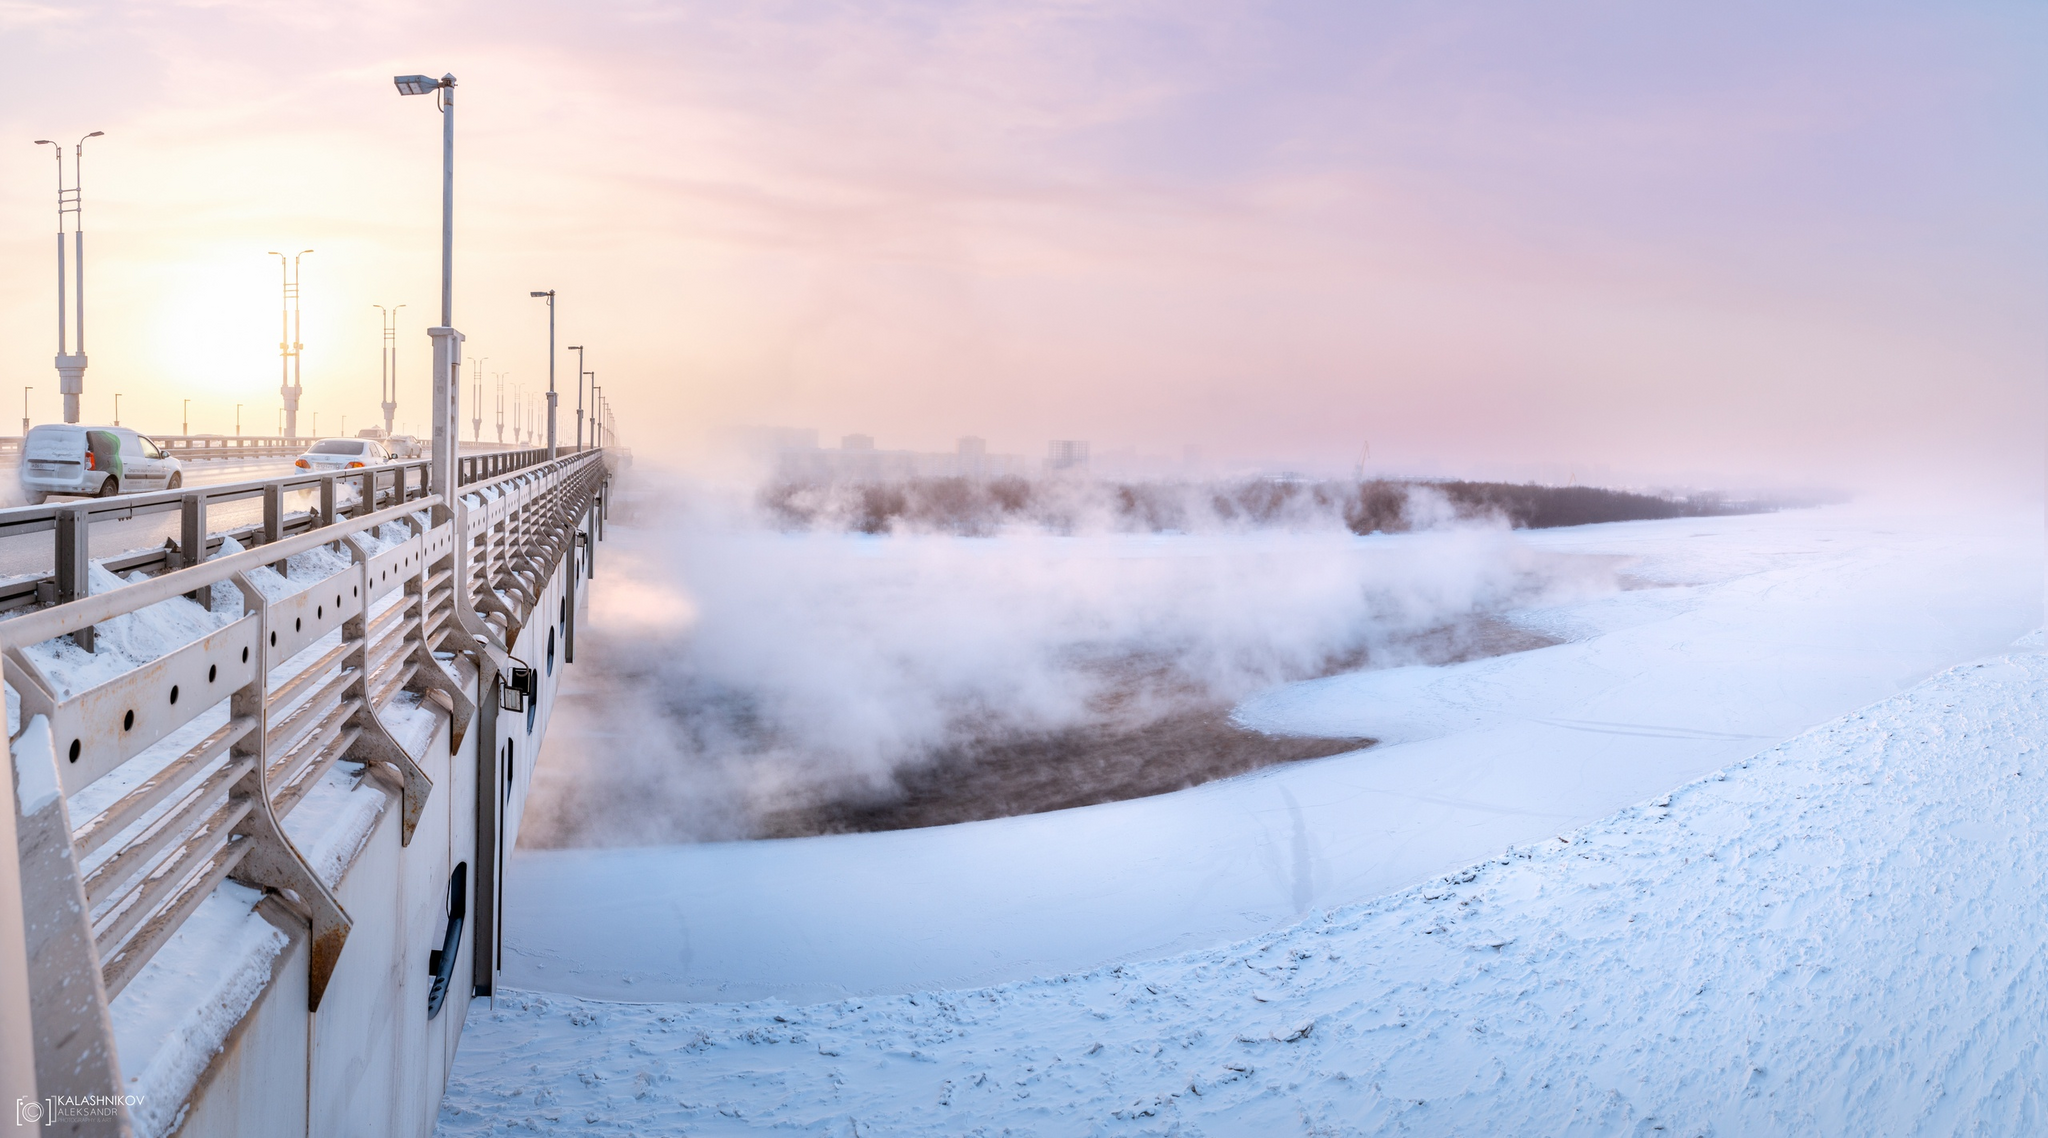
[436,501,2045,1134]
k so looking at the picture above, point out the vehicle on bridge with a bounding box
[18,423,183,502]
[293,436,392,471]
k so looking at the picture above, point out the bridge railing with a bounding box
[155,436,320,460]
[1,449,610,1126]
[0,460,435,625]
[457,445,602,485]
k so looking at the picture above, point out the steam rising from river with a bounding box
[523,480,1625,846]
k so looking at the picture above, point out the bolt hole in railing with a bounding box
[3,450,606,1009]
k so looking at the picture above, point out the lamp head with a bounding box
[567,345,582,350]
[34,139,53,146]
[86,132,103,139]
[393,74,440,96]
[530,291,553,298]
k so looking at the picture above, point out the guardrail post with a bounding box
[263,482,287,576]
[54,505,93,653]
[225,572,354,1011]
[180,493,209,610]
[10,716,127,1136]
[319,474,338,530]
[0,672,35,1120]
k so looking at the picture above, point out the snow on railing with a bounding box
[2,449,610,1131]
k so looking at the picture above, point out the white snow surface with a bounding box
[110,882,288,1138]
[442,643,2048,1135]
[497,504,2038,1005]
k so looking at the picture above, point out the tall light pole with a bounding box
[35,131,103,424]
[393,71,459,495]
[182,398,189,436]
[493,367,504,444]
[235,404,242,436]
[566,346,586,450]
[374,303,405,438]
[591,384,602,447]
[22,388,31,438]
[268,249,313,437]
[112,392,121,426]
[530,291,557,458]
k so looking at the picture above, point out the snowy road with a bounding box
[500,503,2040,1005]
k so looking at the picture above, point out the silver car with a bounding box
[19,424,184,503]
[293,437,391,472]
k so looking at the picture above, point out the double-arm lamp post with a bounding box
[267,249,312,437]
[35,130,103,424]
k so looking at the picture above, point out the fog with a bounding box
[524,474,1628,846]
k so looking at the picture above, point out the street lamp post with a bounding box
[22,388,31,438]
[470,356,485,442]
[268,249,313,437]
[182,398,189,436]
[566,346,587,450]
[113,392,121,426]
[35,130,103,424]
[235,404,242,437]
[530,291,557,458]
[591,384,602,447]
[374,303,405,439]
[393,71,460,495]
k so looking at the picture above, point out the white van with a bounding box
[19,424,184,504]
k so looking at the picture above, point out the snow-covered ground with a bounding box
[440,642,2048,1135]
[434,501,2045,1135]
[495,504,2038,1004]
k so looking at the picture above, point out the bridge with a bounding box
[0,441,616,1136]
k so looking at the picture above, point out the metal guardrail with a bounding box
[156,436,329,460]
[3,449,609,1129]
[0,435,504,461]
[0,460,435,626]
[457,445,599,485]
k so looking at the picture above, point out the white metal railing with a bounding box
[4,448,608,1135]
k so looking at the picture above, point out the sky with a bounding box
[1,0,2044,491]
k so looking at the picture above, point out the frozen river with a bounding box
[498,501,2041,1005]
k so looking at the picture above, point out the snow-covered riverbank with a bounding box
[498,504,2038,1004]
[441,639,2048,1135]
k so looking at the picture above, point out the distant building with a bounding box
[1047,439,1090,472]
[746,427,1026,481]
